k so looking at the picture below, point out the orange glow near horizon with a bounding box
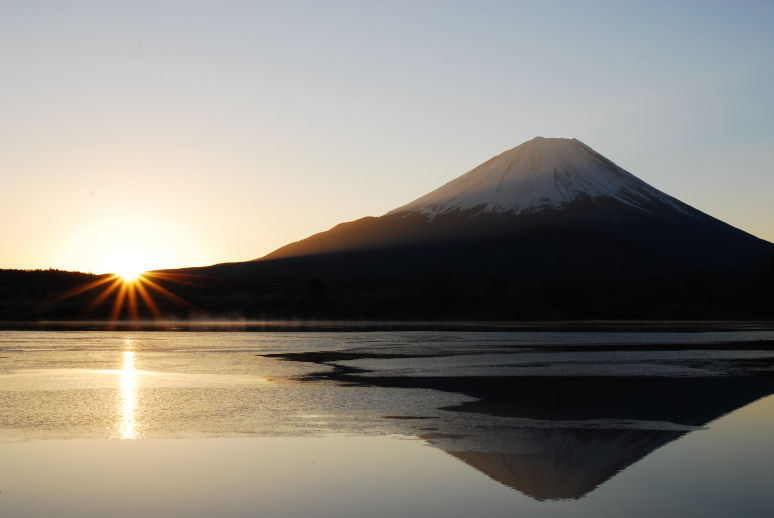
[51,215,209,276]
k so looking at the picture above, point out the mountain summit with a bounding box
[390,137,692,218]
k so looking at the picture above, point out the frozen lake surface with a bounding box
[2,325,774,516]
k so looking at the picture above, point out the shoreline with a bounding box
[2,319,774,333]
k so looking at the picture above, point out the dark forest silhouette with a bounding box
[1,254,772,323]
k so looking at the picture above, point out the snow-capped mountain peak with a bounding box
[389,137,687,217]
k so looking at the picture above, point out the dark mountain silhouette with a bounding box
[200,137,772,280]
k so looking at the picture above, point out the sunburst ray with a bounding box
[47,268,195,321]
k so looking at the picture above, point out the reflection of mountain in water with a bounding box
[268,339,774,501]
[419,375,774,500]
[446,428,681,501]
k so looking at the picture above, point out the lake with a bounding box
[2,324,774,516]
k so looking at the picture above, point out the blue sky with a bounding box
[1,1,772,271]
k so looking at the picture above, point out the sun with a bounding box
[112,254,147,283]
[118,268,143,283]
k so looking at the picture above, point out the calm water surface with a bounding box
[2,327,774,516]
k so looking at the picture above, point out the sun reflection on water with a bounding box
[119,349,138,439]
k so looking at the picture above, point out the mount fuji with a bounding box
[240,137,772,279]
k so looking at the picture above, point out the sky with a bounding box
[1,0,772,274]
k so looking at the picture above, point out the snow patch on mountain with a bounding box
[389,137,695,218]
